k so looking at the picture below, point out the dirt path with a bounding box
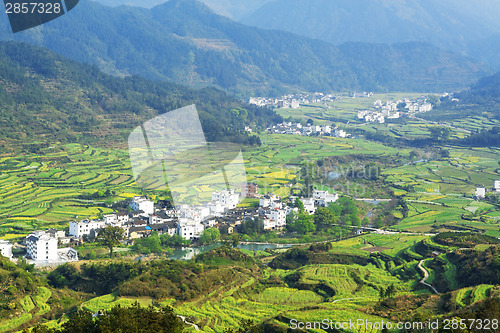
[418,260,439,294]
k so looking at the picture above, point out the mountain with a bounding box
[0,0,490,95]
[243,0,500,46]
[242,0,500,67]
[0,41,279,152]
[421,72,500,125]
[92,0,272,20]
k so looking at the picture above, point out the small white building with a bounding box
[494,180,500,192]
[212,189,239,210]
[313,189,339,207]
[26,231,58,261]
[103,214,118,225]
[302,198,316,215]
[265,209,287,229]
[0,240,13,259]
[69,219,105,238]
[475,187,486,199]
[207,201,225,215]
[259,194,280,209]
[130,196,155,215]
[177,219,205,240]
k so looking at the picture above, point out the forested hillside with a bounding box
[0,0,490,94]
[0,41,279,152]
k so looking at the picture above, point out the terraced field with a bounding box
[0,287,52,333]
[0,144,139,239]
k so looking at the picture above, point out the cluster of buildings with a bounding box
[0,185,342,264]
[358,97,433,123]
[475,180,500,199]
[258,189,339,230]
[267,122,348,138]
[249,92,341,109]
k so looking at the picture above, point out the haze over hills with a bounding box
[93,0,271,20]
[0,0,490,95]
[242,0,500,69]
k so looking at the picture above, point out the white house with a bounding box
[149,211,174,225]
[265,209,287,229]
[207,201,225,215]
[0,240,13,259]
[313,189,339,207]
[262,219,277,230]
[130,196,155,215]
[475,187,486,199]
[177,219,205,240]
[69,219,105,238]
[26,231,58,261]
[212,189,239,210]
[259,194,281,209]
[494,180,500,192]
[103,214,118,225]
[302,198,316,215]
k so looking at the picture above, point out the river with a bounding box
[166,243,294,260]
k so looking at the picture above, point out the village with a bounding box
[0,184,340,266]
[267,121,349,138]
[357,96,433,123]
[249,91,373,109]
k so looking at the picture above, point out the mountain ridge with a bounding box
[0,41,278,152]
[0,0,491,95]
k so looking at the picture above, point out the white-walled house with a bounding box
[264,209,287,230]
[177,219,205,240]
[69,219,105,238]
[0,240,13,259]
[475,187,486,199]
[130,196,155,215]
[26,231,58,261]
[302,198,316,215]
[212,189,239,210]
[207,201,225,215]
[494,180,500,192]
[103,214,118,225]
[313,189,339,207]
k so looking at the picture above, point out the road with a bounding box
[178,315,200,331]
[418,260,439,294]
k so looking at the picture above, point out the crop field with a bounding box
[81,294,153,313]
[454,285,498,308]
[381,147,500,236]
[0,287,52,333]
[0,144,140,239]
[293,264,410,299]
[0,128,410,238]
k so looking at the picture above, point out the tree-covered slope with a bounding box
[0,0,490,94]
[0,41,280,151]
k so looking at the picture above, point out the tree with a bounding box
[289,213,316,234]
[96,226,125,258]
[33,303,184,332]
[427,94,441,107]
[231,234,240,248]
[199,228,221,245]
[314,207,336,230]
[294,198,305,212]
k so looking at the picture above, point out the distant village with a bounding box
[249,91,373,109]
[358,97,433,123]
[0,185,340,266]
[267,122,349,138]
[475,180,500,200]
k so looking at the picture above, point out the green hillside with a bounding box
[0,41,279,153]
[1,0,490,94]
